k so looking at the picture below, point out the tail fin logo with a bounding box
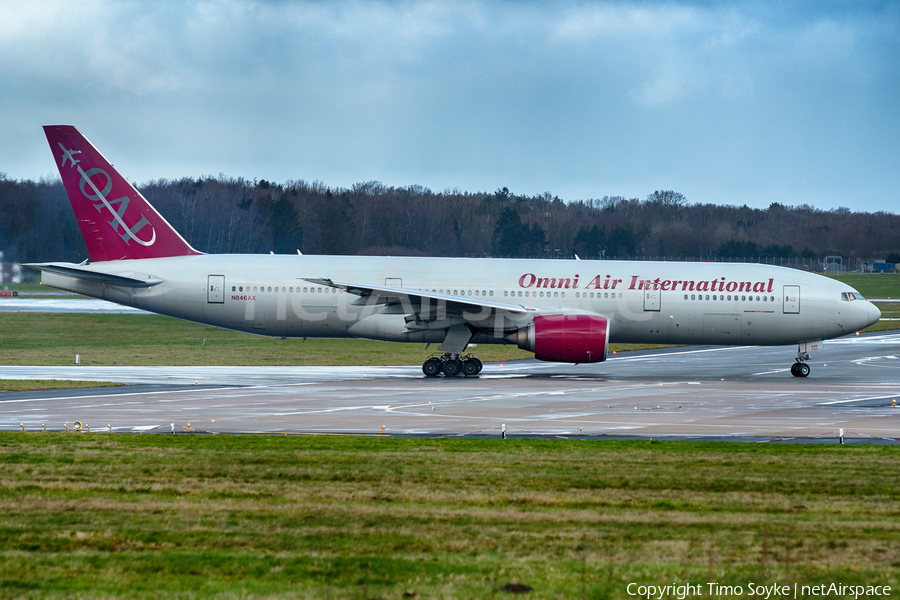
[57,142,81,168]
[57,143,156,247]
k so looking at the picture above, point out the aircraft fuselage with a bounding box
[40,254,879,347]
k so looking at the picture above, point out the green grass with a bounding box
[0,380,124,393]
[0,282,43,292]
[822,273,900,299]
[0,434,897,598]
[0,313,670,367]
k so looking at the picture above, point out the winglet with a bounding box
[43,125,201,262]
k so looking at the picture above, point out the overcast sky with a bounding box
[1,0,897,212]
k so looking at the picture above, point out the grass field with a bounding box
[0,379,122,393]
[0,434,897,599]
[0,282,43,292]
[822,273,900,299]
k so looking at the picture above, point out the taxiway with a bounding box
[2,332,899,441]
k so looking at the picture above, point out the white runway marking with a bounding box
[817,394,900,406]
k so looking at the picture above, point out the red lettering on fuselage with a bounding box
[521,273,775,294]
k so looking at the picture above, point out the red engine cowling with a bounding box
[516,314,609,363]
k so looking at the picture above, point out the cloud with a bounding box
[0,0,898,212]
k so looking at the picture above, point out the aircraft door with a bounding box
[643,286,660,311]
[783,285,800,314]
[208,275,225,303]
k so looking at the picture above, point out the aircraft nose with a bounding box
[866,302,881,328]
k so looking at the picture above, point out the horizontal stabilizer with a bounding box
[25,263,163,287]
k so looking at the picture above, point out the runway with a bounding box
[2,331,899,441]
[0,297,150,313]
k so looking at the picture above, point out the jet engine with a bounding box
[513,314,609,363]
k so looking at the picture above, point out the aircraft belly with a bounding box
[300,304,343,337]
[702,313,742,343]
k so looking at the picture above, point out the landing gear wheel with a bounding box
[422,358,442,377]
[462,359,480,377]
[790,362,810,377]
[442,358,462,377]
[472,357,483,373]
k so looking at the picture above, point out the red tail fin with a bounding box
[43,125,200,262]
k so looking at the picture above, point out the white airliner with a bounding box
[28,126,881,378]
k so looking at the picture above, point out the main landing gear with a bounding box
[790,362,811,377]
[790,350,811,378]
[422,353,483,377]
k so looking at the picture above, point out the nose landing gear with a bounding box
[422,353,483,377]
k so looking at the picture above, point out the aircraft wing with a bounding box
[303,277,529,317]
[24,262,163,287]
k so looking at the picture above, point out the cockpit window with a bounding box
[841,292,866,301]
[841,292,849,301]
[855,293,866,301]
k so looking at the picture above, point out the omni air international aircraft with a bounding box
[29,126,881,378]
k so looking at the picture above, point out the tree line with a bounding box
[1,174,898,264]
